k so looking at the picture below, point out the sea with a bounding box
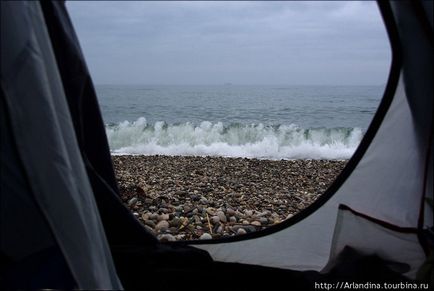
[96,85,383,160]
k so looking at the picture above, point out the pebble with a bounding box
[234,211,244,219]
[170,217,181,227]
[113,155,347,242]
[206,208,216,216]
[158,214,170,221]
[237,228,247,235]
[245,210,253,217]
[158,234,176,242]
[251,221,261,227]
[200,233,212,240]
[216,211,227,223]
[144,220,156,228]
[128,197,138,206]
[211,216,220,224]
[226,208,236,216]
[216,225,224,234]
[144,225,154,234]
[259,217,268,225]
[155,220,169,232]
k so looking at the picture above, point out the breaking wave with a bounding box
[106,117,363,159]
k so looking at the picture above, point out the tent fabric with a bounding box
[326,205,424,278]
[2,1,212,289]
[0,94,55,262]
[0,0,432,289]
[39,0,159,248]
[0,2,122,289]
[191,0,433,278]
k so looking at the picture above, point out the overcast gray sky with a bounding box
[67,1,391,86]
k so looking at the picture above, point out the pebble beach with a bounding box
[113,155,347,242]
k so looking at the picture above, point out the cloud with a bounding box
[67,1,390,85]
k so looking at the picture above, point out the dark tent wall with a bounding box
[0,2,122,289]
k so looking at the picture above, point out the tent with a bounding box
[0,1,432,289]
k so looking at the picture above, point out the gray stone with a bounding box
[128,197,138,206]
[158,214,170,221]
[226,208,236,216]
[233,225,256,233]
[216,225,224,234]
[200,233,212,240]
[149,213,159,221]
[236,228,247,235]
[259,217,268,225]
[245,210,253,217]
[251,221,261,227]
[234,211,244,218]
[144,225,155,234]
[216,211,227,223]
[211,215,220,224]
[144,220,156,228]
[155,220,169,232]
[159,234,176,242]
[170,217,181,227]
[193,215,202,224]
[257,210,271,217]
[206,207,216,215]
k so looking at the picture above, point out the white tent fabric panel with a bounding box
[327,207,425,279]
[338,78,423,227]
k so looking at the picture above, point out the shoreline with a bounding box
[113,155,347,241]
[111,153,350,161]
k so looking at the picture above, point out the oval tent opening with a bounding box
[67,1,391,242]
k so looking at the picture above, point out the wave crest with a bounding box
[106,117,363,159]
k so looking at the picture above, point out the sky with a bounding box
[67,1,391,86]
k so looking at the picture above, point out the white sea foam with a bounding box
[106,117,363,160]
